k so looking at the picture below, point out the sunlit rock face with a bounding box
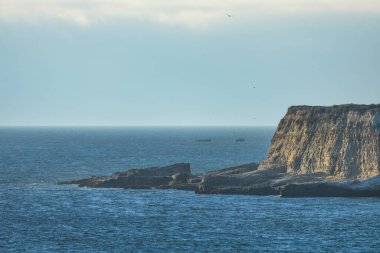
[259,104,380,180]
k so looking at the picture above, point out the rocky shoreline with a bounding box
[59,104,380,198]
[58,162,380,197]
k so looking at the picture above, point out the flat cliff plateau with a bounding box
[60,104,380,197]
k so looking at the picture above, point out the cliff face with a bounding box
[259,104,380,179]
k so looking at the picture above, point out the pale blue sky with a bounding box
[0,0,379,126]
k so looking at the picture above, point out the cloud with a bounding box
[1,0,380,28]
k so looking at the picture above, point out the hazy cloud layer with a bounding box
[1,0,380,28]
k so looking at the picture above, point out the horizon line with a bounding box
[0,125,277,128]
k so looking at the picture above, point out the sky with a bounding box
[0,0,379,126]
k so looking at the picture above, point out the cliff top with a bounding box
[288,103,380,113]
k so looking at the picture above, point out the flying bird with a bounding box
[226,13,232,18]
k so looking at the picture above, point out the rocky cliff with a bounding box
[259,104,380,180]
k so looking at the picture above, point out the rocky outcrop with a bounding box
[59,162,260,192]
[59,163,190,189]
[197,104,380,197]
[259,104,380,180]
[59,104,380,198]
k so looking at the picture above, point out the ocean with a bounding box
[1,127,380,252]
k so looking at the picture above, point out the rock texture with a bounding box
[259,104,380,180]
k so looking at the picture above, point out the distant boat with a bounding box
[196,139,212,142]
[235,138,245,142]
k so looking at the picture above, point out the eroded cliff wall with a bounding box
[259,104,380,179]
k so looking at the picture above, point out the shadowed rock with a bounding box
[196,183,280,196]
[280,181,380,198]
[59,163,190,189]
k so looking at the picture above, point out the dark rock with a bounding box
[196,184,279,196]
[280,183,380,198]
[114,163,190,177]
[84,175,172,188]
[59,163,190,189]
[280,175,380,197]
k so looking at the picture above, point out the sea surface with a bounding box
[1,127,380,252]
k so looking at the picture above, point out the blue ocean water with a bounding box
[1,127,380,252]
